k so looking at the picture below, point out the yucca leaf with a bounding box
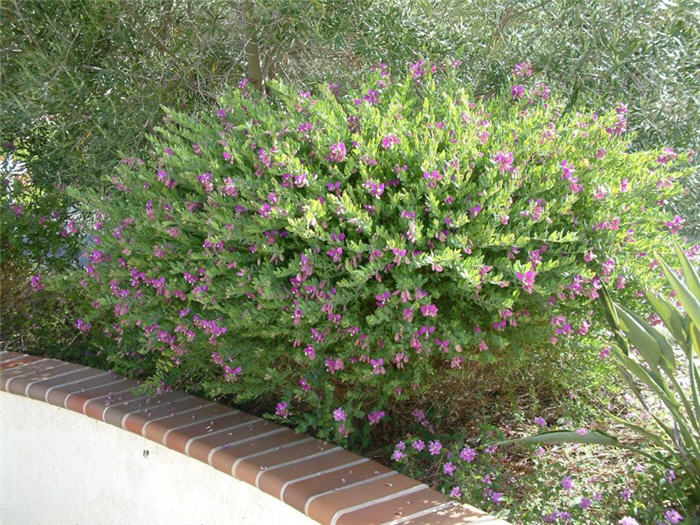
[607,413,673,452]
[691,321,700,361]
[498,430,622,447]
[690,323,700,420]
[656,252,700,330]
[613,348,671,401]
[599,286,630,352]
[645,289,687,346]
[672,241,700,299]
[614,302,676,372]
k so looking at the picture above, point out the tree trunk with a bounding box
[244,2,264,92]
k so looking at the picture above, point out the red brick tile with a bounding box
[208,425,288,474]
[1,358,65,389]
[306,472,423,525]
[0,354,42,372]
[258,447,362,500]
[82,379,145,420]
[164,411,254,453]
[123,397,213,435]
[25,366,96,401]
[102,391,187,428]
[234,439,340,486]
[6,363,78,396]
[184,413,267,459]
[334,487,445,525]
[0,352,26,364]
[387,502,509,525]
[142,403,227,442]
[46,370,121,408]
[192,424,302,464]
[44,370,113,406]
[63,378,131,413]
[287,461,394,516]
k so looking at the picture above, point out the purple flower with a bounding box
[325,356,344,374]
[391,449,406,461]
[450,486,462,498]
[329,142,347,163]
[381,133,400,150]
[30,274,44,291]
[367,410,385,425]
[516,270,537,294]
[428,440,442,455]
[412,439,425,451]
[459,446,477,462]
[75,319,92,332]
[363,180,385,198]
[667,215,685,234]
[493,151,514,173]
[327,247,343,263]
[197,171,213,192]
[657,147,678,165]
[275,402,290,418]
[304,345,316,360]
[534,416,547,427]
[580,497,592,510]
[620,488,633,502]
[370,358,386,375]
[510,84,524,99]
[443,462,457,476]
[420,304,438,317]
[333,407,346,422]
[663,509,683,524]
[490,491,504,504]
[561,476,574,491]
[513,61,533,77]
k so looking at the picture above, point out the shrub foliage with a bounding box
[65,64,692,444]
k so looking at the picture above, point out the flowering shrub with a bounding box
[390,425,690,523]
[64,62,693,444]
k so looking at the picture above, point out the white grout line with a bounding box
[140,402,216,436]
[304,472,397,515]
[380,501,456,525]
[184,417,260,456]
[254,447,342,488]
[1,357,48,375]
[209,425,283,466]
[161,410,238,444]
[0,355,30,365]
[119,395,193,429]
[230,436,315,476]
[101,393,153,421]
[280,457,369,502]
[4,360,67,390]
[44,371,112,402]
[64,378,128,409]
[329,483,429,525]
[24,367,90,397]
[80,379,132,413]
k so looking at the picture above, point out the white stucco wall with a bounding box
[0,391,317,525]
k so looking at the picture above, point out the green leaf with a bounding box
[672,240,700,299]
[656,252,700,330]
[645,289,687,346]
[614,302,676,372]
[498,430,622,447]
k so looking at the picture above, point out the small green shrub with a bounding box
[61,63,692,446]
